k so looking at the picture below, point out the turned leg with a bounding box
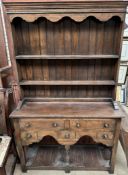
[0,167,6,175]
[65,145,70,173]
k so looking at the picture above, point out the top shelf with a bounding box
[16,55,119,60]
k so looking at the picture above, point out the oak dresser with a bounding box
[2,0,128,173]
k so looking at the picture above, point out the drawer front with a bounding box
[19,119,65,131]
[76,130,114,146]
[71,119,116,131]
[19,118,116,146]
[58,130,76,140]
[20,130,76,145]
[20,119,116,131]
[97,131,114,140]
[21,131,38,145]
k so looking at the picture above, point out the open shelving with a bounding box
[11,15,121,98]
[19,80,116,86]
[16,55,119,60]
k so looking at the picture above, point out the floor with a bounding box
[14,142,128,175]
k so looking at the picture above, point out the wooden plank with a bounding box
[10,99,125,118]
[22,97,113,102]
[87,18,97,97]
[16,55,119,60]
[54,20,65,97]
[19,80,116,85]
[13,19,24,55]
[20,60,27,81]
[71,21,79,97]
[64,19,72,97]
[103,19,116,97]
[39,19,49,96]
[39,19,47,55]
[21,20,30,55]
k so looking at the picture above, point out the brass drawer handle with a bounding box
[104,123,109,128]
[25,123,31,128]
[76,123,80,128]
[52,123,58,127]
[65,133,70,139]
[103,134,108,139]
[26,133,32,139]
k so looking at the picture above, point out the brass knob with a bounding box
[76,123,80,128]
[52,123,58,127]
[65,133,70,139]
[103,134,108,139]
[104,123,109,128]
[25,123,31,128]
[26,133,32,139]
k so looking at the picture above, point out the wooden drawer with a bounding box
[97,131,114,140]
[71,119,116,131]
[76,130,114,146]
[21,131,38,145]
[58,130,76,140]
[19,118,115,146]
[21,129,76,145]
[19,119,65,131]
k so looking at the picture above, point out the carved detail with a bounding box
[22,133,113,147]
[10,13,123,23]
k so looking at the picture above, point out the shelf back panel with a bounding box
[11,16,122,99]
[12,16,122,56]
[17,59,117,81]
[21,85,114,98]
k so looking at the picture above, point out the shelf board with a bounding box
[19,80,116,86]
[16,55,119,60]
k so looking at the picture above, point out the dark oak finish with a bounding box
[2,0,128,173]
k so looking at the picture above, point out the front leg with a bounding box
[109,119,121,174]
[13,119,27,172]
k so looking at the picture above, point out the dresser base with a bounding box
[10,98,124,174]
[24,144,111,173]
